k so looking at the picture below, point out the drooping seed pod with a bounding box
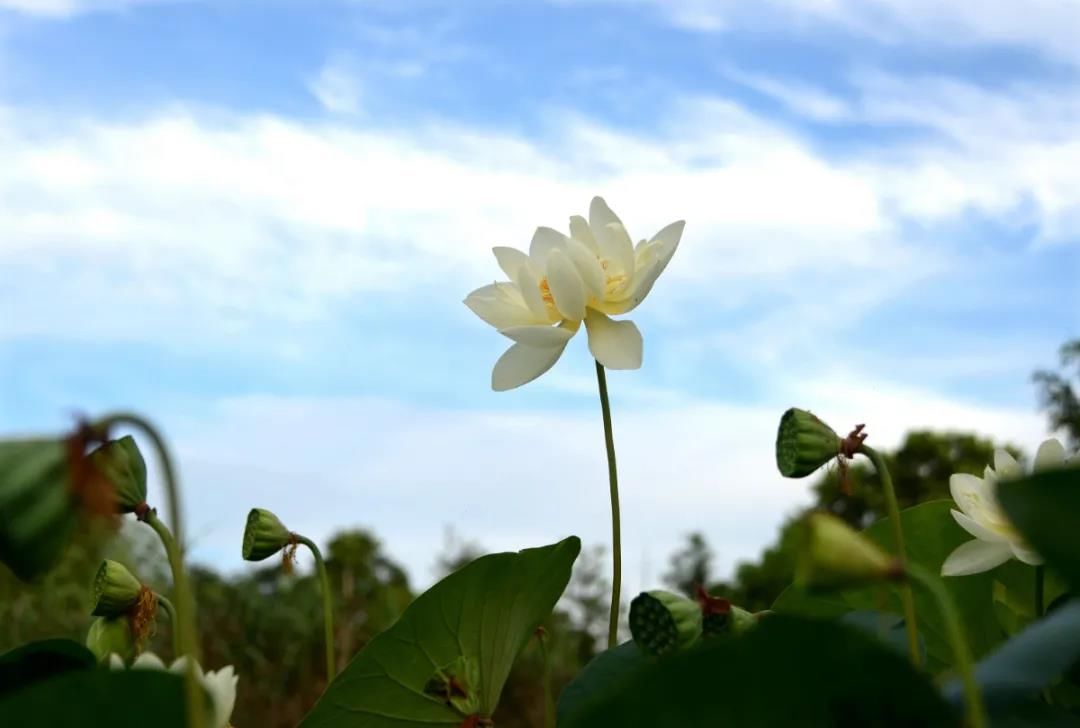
[796,512,903,591]
[91,559,143,617]
[775,408,842,478]
[629,590,703,656]
[241,508,292,561]
[88,436,147,514]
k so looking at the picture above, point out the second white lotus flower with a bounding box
[110,652,238,728]
[464,196,684,391]
[941,438,1072,576]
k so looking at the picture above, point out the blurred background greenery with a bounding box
[2,338,1076,727]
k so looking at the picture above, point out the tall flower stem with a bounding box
[1035,566,1045,618]
[156,593,181,658]
[594,361,622,650]
[907,564,987,728]
[295,534,336,681]
[96,413,204,728]
[858,443,920,667]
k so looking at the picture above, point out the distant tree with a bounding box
[663,532,713,598]
[433,525,485,578]
[1033,338,1080,449]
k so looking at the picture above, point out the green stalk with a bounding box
[907,564,987,728]
[96,414,204,728]
[156,593,180,658]
[296,534,336,681]
[594,362,622,650]
[538,630,555,728]
[858,443,920,667]
[1035,565,1045,618]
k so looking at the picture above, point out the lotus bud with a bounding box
[91,559,143,617]
[775,408,842,478]
[86,616,136,664]
[0,427,113,581]
[796,512,903,591]
[423,655,480,716]
[88,436,147,514]
[242,508,292,561]
[629,590,703,656]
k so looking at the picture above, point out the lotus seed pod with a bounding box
[242,508,292,561]
[795,512,902,591]
[629,590,703,656]
[86,616,136,665]
[775,408,842,478]
[92,559,143,617]
[88,436,147,514]
[0,438,82,581]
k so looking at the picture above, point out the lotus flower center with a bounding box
[598,258,629,297]
[538,278,555,306]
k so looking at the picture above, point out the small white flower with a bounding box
[941,438,1071,576]
[110,651,237,728]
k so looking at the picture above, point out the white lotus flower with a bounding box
[110,651,237,728]
[941,438,1072,576]
[463,196,684,391]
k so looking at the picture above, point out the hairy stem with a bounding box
[156,593,180,658]
[97,413,203,728]
[296,534,336,681]
[858,443,920,667]
[908,564,987,728]
[595,362,622,650]
[1036,565,1045,618]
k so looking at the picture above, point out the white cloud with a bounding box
[720,65,851,122]
[308,63,363,115]
[0,97,917,347]
[0,0,166,18]
[142,377,1052,594]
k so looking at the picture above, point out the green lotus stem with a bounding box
[537,630,555,728]
[96,413,204,728]
[594,362,622,650]
[295,534,336,681]
[907,563,987,728]
[1035,565,1045,618]
[858,443,920,667]
[157,593,180,657]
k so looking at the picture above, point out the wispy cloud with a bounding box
[0,0,167,18]
[308,61,363,115]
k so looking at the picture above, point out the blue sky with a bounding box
[1,0,1077,594]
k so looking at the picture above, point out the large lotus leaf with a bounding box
[0,668,190,727]
[0,438,80,581]
[942,600,1080,714]
[300,536,580,727]
[999,467,1080,592]
[557,641,648,723]
[0,638,96,697]
[558,614,954,727]
[773,499,1001,673]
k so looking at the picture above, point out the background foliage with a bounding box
[1,339,1075,727]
